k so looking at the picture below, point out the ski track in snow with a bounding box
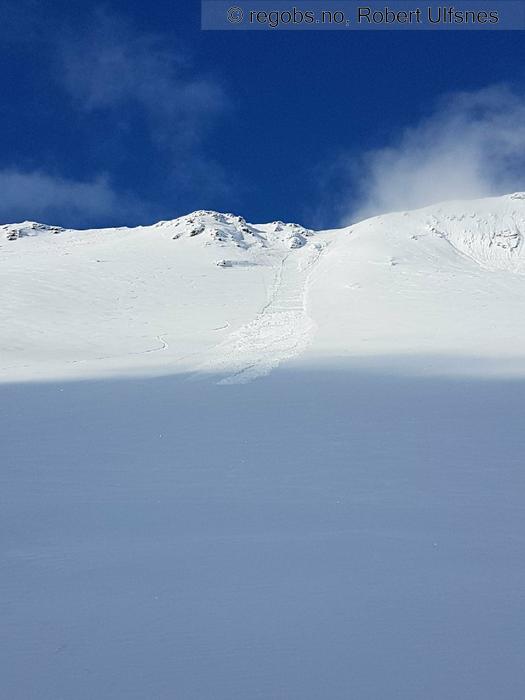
[198,241,326,384]
[143,334,169,353]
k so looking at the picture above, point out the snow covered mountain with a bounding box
[4,194,525,700]
[308,192,525,375]
[2,193,525,382]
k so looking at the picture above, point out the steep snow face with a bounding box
[306,193,525,374]
[423,193,525,272]
[155,210,313,250]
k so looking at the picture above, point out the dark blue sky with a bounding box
[0,0,524,228]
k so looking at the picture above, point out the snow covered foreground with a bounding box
[2,195,525,699]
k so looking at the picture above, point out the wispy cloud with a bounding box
[339,85,525,224]
[59,9,229,156]
[0,170,144,227]
[0,7,234,226]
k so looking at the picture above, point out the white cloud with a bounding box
[0,170,143,226]
[0,9,235,227]
[342,85,525,223]
[59,10,229,151]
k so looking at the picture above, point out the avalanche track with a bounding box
[198,241,327,384]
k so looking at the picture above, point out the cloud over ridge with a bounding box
[344,85,525,223]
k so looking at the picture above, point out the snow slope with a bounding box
[306,192,525,375]
[2,193,525,381]
[0,211,318,381]
[3,194,525,700]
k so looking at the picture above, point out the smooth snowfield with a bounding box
[3,370,525,700]
[2,195,525,699]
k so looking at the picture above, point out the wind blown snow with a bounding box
[342,86,525,223]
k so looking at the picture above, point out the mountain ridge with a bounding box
[2,192,525,383]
